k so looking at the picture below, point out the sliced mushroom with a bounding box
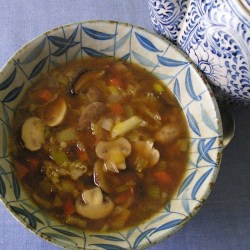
[154,123,180,144]
[43,96,67,127]
[75,187,114,219]
[78,102,106,130]
[69,70,105,95]
[95,137,132,173]
[131,141,160,170]
[21,117,45,151]
[93,160,111,193]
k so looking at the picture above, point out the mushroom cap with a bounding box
[154,124,180,144]
[95,137,132,172]
[96,137,131,159]
[69,70,105,95]
[132,141,160,168]
[21,117,45,151]
[78,102,106,130]
[43,96,67,127]
[75,187,114,219]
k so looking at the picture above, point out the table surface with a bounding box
[1,1,250,249]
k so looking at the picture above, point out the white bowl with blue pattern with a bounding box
[148,0,250,105]
[0,20,223,249]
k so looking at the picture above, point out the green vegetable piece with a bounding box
[56,128,78,142]
[50,151,68,165]
[111,116,142,138]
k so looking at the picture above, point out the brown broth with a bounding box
[9,57,189,232]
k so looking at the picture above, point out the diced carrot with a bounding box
[64,198,75,217]
[109,103,124,116]
[78,150,89,162]
[28,157,40,168]
[108,76,126,89]
[37,88,53,103]
[27,157,40,173]
[153,171,172,186]
[114,188,133,205]
[15,162,29,179]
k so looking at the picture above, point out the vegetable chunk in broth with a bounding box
[9,57,189,232]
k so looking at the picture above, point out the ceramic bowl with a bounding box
[0,20,223,249]
[148,0,250,105]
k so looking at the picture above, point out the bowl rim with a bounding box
[0,19,223,250]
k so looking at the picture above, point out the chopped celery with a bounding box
[50,151,68,165]
[56,128,78,142]
[147,184,161,199]
[111,116,143,138]
[153,82,164,93]
[158,160,168,170]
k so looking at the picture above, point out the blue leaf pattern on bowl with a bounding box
[90,235,125,242]
[151,219,183,235]
[11,171,20,200]
[51,227,82,238]
[201,108,218,133]
[173,78,181,102]
[132,51,158,67]
[21,38,46,64]
[185,68,201,101]
[82,47,109,58]
[135,32,162,52]
[1,124,8,157]
[2,83,24,103]
[186,108,201,136]
[89,243,127,250]
[0,175,6,198]
[133,228,155,249]
[0,68,16,90]
[191,168,213,199]
[181,190,190,214]
[157,55,188,67]
[43,233,77,244]
[82,26,117,40]
[10,205,41,229]
[29,57,48,79]
[0,21,223,250]
[177,170,197,197]
[197,138,217,166]
[102,29,132,52]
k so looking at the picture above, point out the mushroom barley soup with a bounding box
[9,58,189,232]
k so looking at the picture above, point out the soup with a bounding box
[9,57,189,232]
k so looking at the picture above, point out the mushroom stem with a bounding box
[95,138,132,173]
[75,187,114,219]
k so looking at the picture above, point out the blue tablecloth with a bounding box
[1,1,250,249]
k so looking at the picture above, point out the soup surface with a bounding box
[9,57,189,232]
